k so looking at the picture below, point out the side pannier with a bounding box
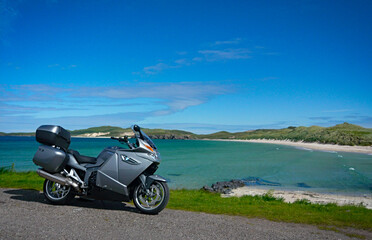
[33,145,69,173]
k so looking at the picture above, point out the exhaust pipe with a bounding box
[37,169,80,191]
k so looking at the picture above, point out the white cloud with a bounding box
[143,58,192,75]
[143,63,172,74]
[140,39,253,75]
[174,58,190,65]
[198,48,251,61]
[77,82,234,117]
[77,82,232,104]
[214,38,242,45]
[0,82,235,131]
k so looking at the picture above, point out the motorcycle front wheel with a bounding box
[133,181,169,214]
[43,179,75,205]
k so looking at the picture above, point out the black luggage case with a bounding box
[36,125,71,150]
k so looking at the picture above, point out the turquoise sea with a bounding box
[1,136,371,195]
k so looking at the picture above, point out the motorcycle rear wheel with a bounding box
[43,179,75,205]
[133,181,169,214]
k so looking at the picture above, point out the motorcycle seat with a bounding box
[68,149,97,164]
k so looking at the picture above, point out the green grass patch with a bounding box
[168,189,372,230]
[0,168,43,191]
[1,170,371,231]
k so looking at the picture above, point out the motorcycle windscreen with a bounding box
[140,130,157,150]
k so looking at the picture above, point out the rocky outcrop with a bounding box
[202,180,246,194]
[202,178,281,194]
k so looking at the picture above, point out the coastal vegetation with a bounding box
[1,169,371,233]
[1,122,372,146]
[198,122,372,146]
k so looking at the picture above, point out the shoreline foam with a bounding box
[222,186,372,209]
[209,139,372,154]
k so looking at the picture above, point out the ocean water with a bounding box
[1,136,371,195]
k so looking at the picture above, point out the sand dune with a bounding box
[213,139,372,154]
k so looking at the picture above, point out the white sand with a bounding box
[75,132,110,138]
[222,186,372,209]
[74,132,134,138]
[211,139,372,154]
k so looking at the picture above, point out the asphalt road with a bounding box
[0,188,370,240]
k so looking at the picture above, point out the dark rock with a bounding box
[222,189,232,194]
[201,177,281,194]
[202,180,245,194]
[202,185,214,192]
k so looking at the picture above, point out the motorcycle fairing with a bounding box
[95,148,153,195]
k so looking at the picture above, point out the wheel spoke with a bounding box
[45,180,71,201]
[135,182,165,210]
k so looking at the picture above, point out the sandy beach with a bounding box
[223,186,372,209]
[212,139,372,154]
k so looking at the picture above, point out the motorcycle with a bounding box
[32,124,169,214]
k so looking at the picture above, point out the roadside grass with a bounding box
[168,189,372,231]
[0,167,43,191]
[1,169,371,232]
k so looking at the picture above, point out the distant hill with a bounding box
[197,122,372,146]
[70,126,196,139]
[1,122,371,146]
[70,126,132,137]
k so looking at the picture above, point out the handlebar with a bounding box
[111,136,128,142]
[110,136,135,149]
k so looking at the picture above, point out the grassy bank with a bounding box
[0,168,42,191]
[198,123,372,146]
[1,170,371,232]
[169,190,372,231]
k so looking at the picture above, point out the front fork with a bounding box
[138,174,150,195]
[138,174,167,195]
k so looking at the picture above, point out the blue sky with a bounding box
[1,0,371,133]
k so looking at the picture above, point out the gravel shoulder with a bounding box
[0,188,370,240]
